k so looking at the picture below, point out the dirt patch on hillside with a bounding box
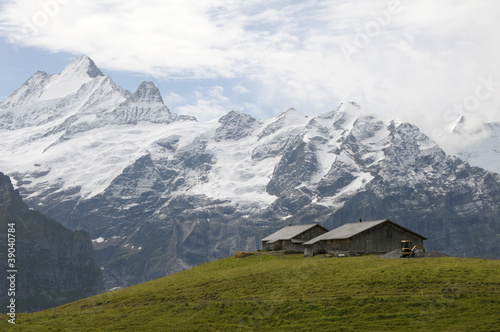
[234,251,256,258]
[381,249,449,259]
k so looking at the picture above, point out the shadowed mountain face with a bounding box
[1,56,499,290]
[0,172,104,312]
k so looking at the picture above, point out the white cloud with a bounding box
[0,0,499,149]
[162,92,184,106]
[176,86,231,122]
[232,84,249,94]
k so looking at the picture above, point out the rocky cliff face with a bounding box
[1,56,499,290]
[0,172,104,312]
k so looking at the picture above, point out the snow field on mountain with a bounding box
[186,111,310,207]
[37,67,93,102]
[2,123,174,199]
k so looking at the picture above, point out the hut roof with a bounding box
[303,219,426,245]
[261,224,327,243]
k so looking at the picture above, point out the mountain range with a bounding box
[0,55,499,289]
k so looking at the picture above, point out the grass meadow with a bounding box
[4,254,499,331]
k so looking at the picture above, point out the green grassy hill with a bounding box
[4,254,500,331]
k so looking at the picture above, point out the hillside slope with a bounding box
[0,172,104,312]
[6,254,500,331]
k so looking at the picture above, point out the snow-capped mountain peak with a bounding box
[279,107,303,118]
[0,55,197,198]
[59,55,104,79]
[133,81,164,104]
[36,55,103,102]
[446,115,465,133]
[0,71,52,109]
[0,55,104,110]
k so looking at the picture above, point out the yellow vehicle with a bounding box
[401,240,413,258]
[401,240,425,258]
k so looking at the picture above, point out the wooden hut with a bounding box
[261,224,329,253]
[303,219,426,257]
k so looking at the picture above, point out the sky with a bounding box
[0,0,499,152]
